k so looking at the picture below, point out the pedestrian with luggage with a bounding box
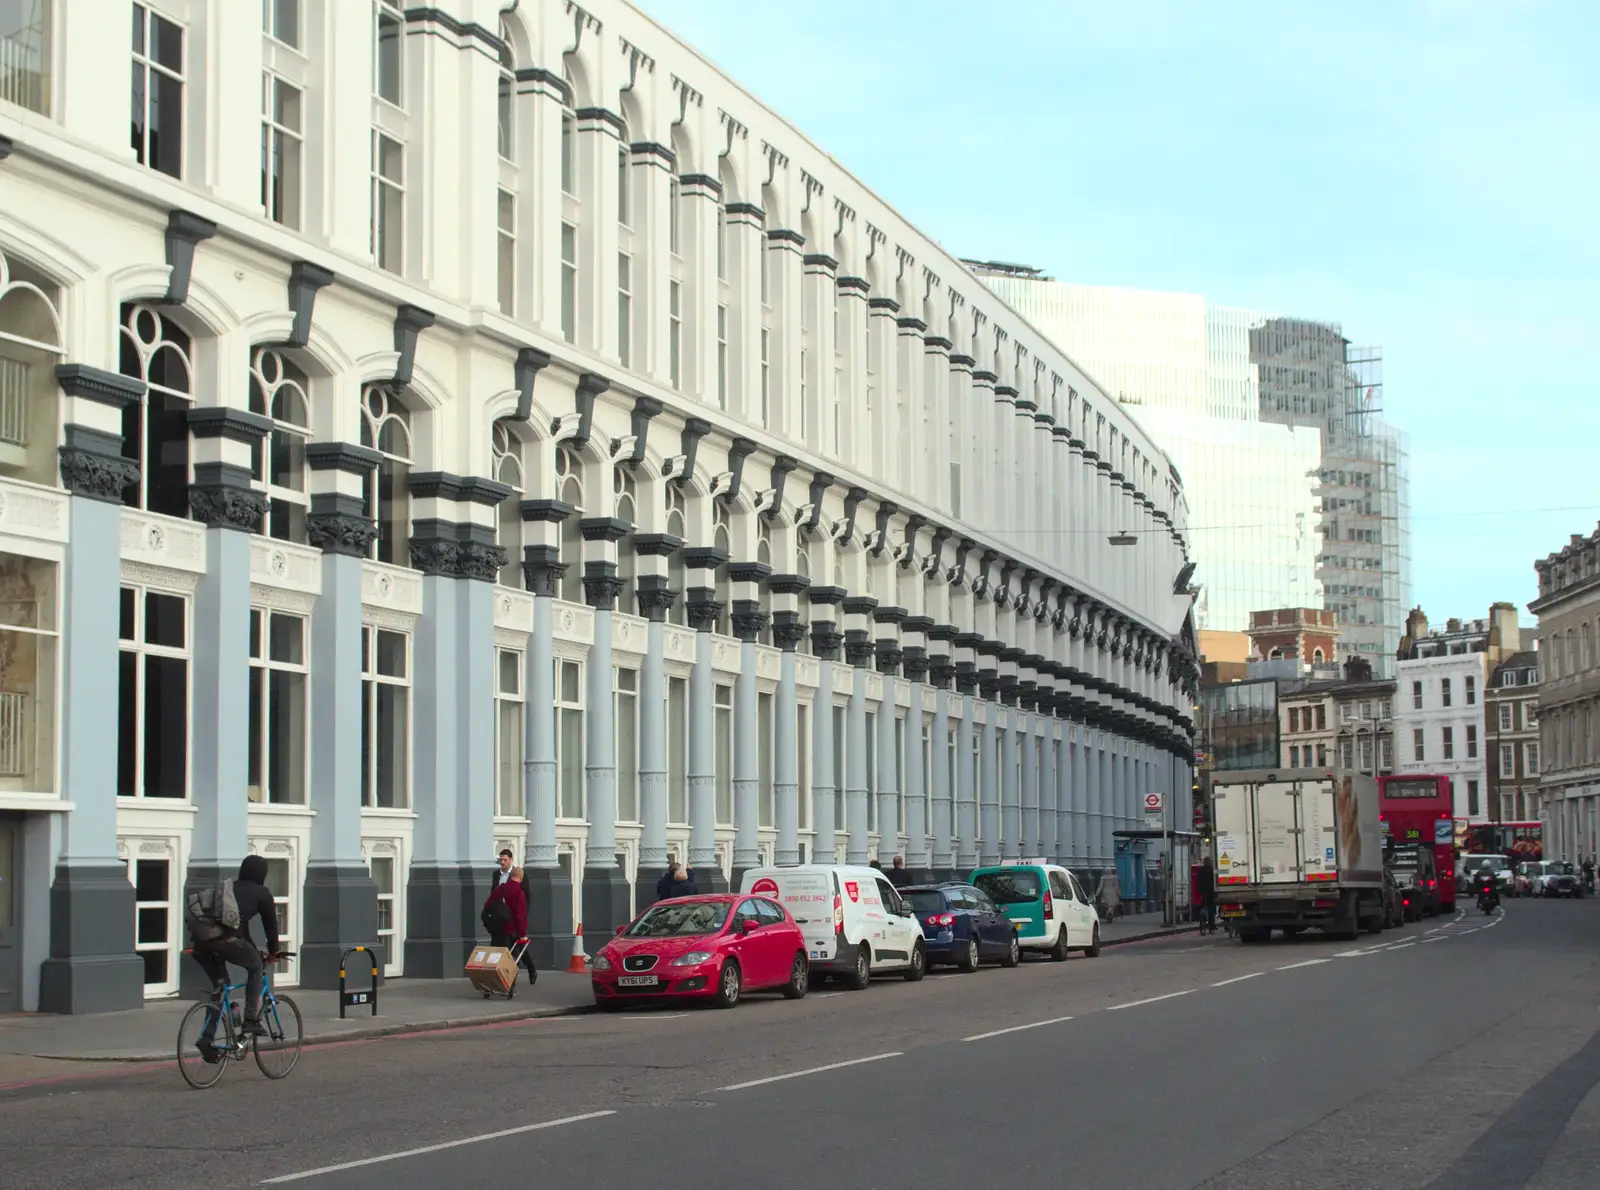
[482,867,537,987]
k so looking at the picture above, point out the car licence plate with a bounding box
[1221,909,1246,918]
[617,975,659,988]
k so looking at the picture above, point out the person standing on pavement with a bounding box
[1196,855,1217,934]
[887,856,912,888]
[491,848,515,889]
[483,868,537,985]
[655,862,698,901]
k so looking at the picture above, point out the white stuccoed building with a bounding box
[1393,605,1523,827]
[0,0,1198,1013]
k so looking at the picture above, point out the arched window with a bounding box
[712,501,731,636]
[0,250,65,489]
[1312,647,1325,664]
[614,465,636,614]
[248,347,310,542]
[554,445,584,603]
[358,384,411,565]
[491,419,526,586]
[496,22,515,160]
[755,520,773,645]
[665,484,687,626]
[118,302,193,519]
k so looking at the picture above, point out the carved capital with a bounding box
[686,598,723,632]
[457,541,507,582]
[772,612,807,652]
[410,538,460,577]
[306,511,379,557]
[583,572,624,610]
[58,447,140,503]
[188,484,268,532]
[810,624,843,660]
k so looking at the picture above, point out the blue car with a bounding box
[899,883,1022,972]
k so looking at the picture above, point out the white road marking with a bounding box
[813,992,844,999]
[1277,958,1332,971]
[1421,936,1447,944]
[1334,949,1371,958]
[1212,972,1264,986]
[1387,942,1416,950]
[259,1112,617,1183]
[963,1015,1075,1042]
[717,1051,902,1091]
[621,1013,690,1020]
[1107,989,1196,1011]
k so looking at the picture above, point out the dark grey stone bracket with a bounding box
[163,209,217,306]
[284,260,335,349]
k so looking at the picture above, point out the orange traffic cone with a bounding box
[565,924,588,973]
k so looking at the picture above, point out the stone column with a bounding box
[1040,702,1058,864]
[684,546,728,892]
[580,515,631,938]
[771,599,806,867]
[999,647,1022,861]
[842,595,878,864]
[808,585,844,865]
[1018,656,1040,860]
[40,366,147,1012]
[976,636,1001,864]
[954,633,980,871]
[290,443,383,986]
[519,502,574,968]
[902,617,930,881]
[632,533,680,899]
[874,604,904,863]
[730,561,771,887]
[927,625,956,879]
[180,408,271,992]
[403,475,466,978]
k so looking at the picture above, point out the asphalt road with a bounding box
[3,898,1598,1190]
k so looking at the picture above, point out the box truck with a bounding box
[1209,768,1384,942]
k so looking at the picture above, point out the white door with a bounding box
[874,877,917,967]
[1299,780,1339,880]
[1253,782,1303,884]
[1067,870,1096,944]
[1212,784,1254,886]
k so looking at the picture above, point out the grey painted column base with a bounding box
[693,864,729,895]
[729,863,761,895]
[403,863,473,979]
[523,867,574,972]
[636,863,672,909]
[37,862,146,1015]
[580,868,633,948]
[298,863,381,989]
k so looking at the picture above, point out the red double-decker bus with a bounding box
[1378,775,1456,911]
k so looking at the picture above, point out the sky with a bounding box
[640,0,1598,623]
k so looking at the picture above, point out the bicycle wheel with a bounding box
[254,993,303,1079]
[177,1000,231,1090]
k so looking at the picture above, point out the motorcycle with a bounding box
[1476,879,1500,915]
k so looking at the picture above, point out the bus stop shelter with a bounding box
[1113,829,1204,925]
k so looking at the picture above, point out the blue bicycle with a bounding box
[177,949,303,1089]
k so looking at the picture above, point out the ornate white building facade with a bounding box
[0,0,1197,1013]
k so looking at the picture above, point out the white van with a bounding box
[738,865,927,988]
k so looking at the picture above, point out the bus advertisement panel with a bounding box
[1378,775,1456,910]
[1463,821,1543,861]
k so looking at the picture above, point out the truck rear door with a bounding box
[1212,783,1256,887]
[1253,782,1303,884]
[1299,779,1339,881]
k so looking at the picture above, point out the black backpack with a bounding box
[481,896,510,935]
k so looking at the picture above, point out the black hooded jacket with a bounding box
[229,855,282,952]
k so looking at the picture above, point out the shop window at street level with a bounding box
[555,658,584,820]
[715,683,733,824]
[118,587,189,799]
[128,856,174,991]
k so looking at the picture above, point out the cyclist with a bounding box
[190,855,282,1037]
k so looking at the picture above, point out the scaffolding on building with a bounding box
[1249,321,1411,678]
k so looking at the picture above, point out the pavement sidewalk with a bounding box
[0,968,597,1065]
[1097,908,1199,946]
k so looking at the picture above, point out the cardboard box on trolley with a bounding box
[464,945,519,994]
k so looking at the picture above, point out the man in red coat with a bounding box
[483,868,538,986]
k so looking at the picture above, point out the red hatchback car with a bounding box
[591,894,810,1009]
